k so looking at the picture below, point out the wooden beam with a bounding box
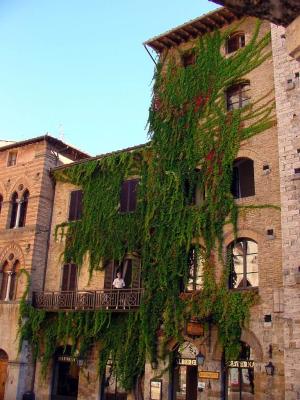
[164,35,178,46]
[169,32,183,44]
[178,28,191,40]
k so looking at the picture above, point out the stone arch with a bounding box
[0,243,25,270]
[224,228,263,250]
[10,176,31,199]
[211,328,263,362]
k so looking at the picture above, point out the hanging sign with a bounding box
[227,360,254,368]
[177,358,197,366]
[150,379,162,400]
[198,371,220,380]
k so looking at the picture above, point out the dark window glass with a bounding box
[68,190,83,221]
[61,264,77,291]
[120,179,139,213]
[0,262,9,300]
[7,151,17,167]
[186,246,204,291]
[231,158,255,199]
[182,52,196,67]
[19,190,29,227]
[226,83,250,111]
[9,192,18,229]
[226,33,245,54]
[228,239,258,289]
[0,194,3,215]
[184,170,203,206]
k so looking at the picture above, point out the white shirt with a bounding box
[112,277,125,289]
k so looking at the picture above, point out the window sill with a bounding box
[229,286,259,293]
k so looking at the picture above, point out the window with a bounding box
[68,190,83,221]
[186,246,205,291]
[0,194,3,215]
[226,33,245,54]
[183,170,204,206]
[0,259,20,301]
[120,179,139,213]
[9,190,30,229]
[226,83,250,111]
[7,151,17,167]
[228,239,258,289]
[231,158,255,199]
[61,264,77,291]
[104,256,141,289]
[9,192,18,228]
[182,51,196,67]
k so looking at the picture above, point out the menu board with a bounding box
[150,379,162,400]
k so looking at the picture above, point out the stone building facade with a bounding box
[28,9,296,400]
[0,136,88,400]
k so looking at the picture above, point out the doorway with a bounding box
[0,350,8,400]
[173,365,198,400]
[51,347,79,400]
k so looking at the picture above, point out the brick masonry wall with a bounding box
[271,23,300,400]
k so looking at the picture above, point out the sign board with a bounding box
[199,371,220,380]
[177,358,197,366]
[227,360,254,368]
[150,379,162,400]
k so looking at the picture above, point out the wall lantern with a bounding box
[265,361,275,376]
[196,352,205,366]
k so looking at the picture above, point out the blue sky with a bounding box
[0,0,218,155]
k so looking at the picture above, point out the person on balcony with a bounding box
[112,272,125,289]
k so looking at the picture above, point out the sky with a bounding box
[0,0,218,156]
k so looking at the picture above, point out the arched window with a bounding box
[9,192,18,228]
[0,258,20,301]
[0,194,3,216]
[226,32,245,54]
[9,190,29,229]
[186,246,205,291]
[19,190,29,227]
[228,239,258,290]
[231,158,255,199]
[226,82,250,111]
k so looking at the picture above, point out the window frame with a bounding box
[186,246,205,292]
[68,190,83,222]
[226,32,246,54]
[7,151,18,167]
[119,179,139,213]
[228,238,258,290]
[226,82,250,111]
[231,158,255,199]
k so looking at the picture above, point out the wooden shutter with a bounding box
[131,258,141,288]
[231,166,240,199]
[68,190,83,221]
[61,264,77,291]
[0,195,3,215]
[128,179,138,212]
[123,259,132,288]
[239,159,255,197]
[120,179,139,212]
[104,261,115,289]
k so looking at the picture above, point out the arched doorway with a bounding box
[225,342,255,399]
[171,341,199,400]
[51,346,79,400]
[0,350,8,400]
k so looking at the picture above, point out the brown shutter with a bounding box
[61,264,70,291]
[69,264,77,291]
[104,261,115,289]
[0,195,3,215]
[123,259,132,288]
[69,190,83,221]
[128,179,139,212]
[131,258,141,288]
[120,181,130,212]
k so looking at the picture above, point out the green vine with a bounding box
[19,20,275,389]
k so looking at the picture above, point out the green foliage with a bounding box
[19,20,275,389]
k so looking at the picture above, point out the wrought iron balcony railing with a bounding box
[32,288,144,312]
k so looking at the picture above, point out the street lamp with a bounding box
[196,351,205,366]
[265,361,275,376]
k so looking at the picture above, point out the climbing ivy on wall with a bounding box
[19,20,276,391]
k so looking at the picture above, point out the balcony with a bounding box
[32,288,144,312]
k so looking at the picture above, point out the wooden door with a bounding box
[186,366,198,400]
[0,351,8,400]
